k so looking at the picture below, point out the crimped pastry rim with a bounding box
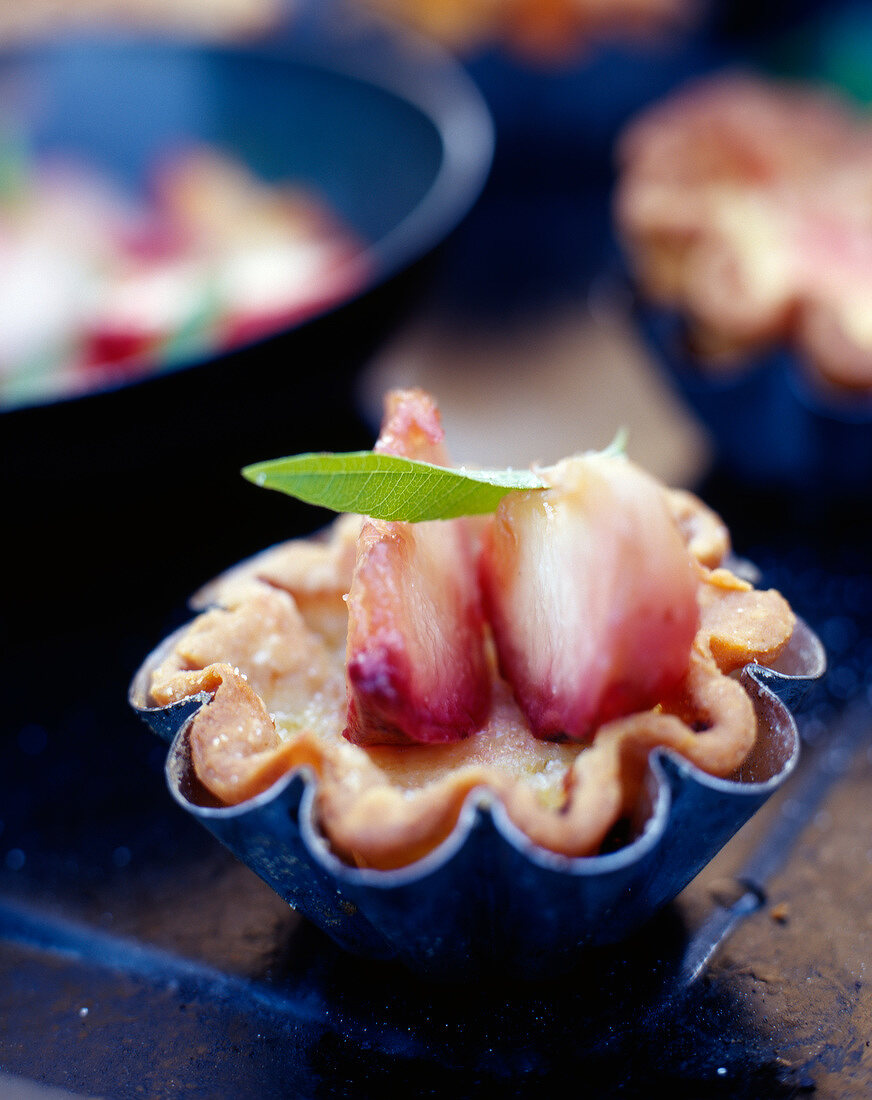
[130,615,821,887]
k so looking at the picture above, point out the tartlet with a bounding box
[132,388,823,975]
[355,0,694,59]
[614,73,872,487]
[616,73,872,393]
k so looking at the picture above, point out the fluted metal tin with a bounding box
[130,613,824,980]
[636,302,872,493]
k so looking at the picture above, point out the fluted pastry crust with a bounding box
[150,488,794,871]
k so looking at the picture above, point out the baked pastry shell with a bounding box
[130,610,824,979]
[636,301,872,492]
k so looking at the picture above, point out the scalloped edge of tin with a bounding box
[129,616,824,978]
[633,299,872,491]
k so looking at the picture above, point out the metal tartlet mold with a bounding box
[635,301,872,494]
[130,614,824,981]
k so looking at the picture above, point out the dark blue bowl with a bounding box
[0,5,493,411]
[0,9,493,641]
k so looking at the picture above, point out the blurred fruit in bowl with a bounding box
[0,144,367,409]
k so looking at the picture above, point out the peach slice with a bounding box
[344,389,490,744]
[480,452,700,741]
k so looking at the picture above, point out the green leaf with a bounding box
[242,451,547,522]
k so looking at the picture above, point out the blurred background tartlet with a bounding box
[614,70,872,490]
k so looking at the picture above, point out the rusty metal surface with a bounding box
[700,703,872,1095]
[0,691,869,1099]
